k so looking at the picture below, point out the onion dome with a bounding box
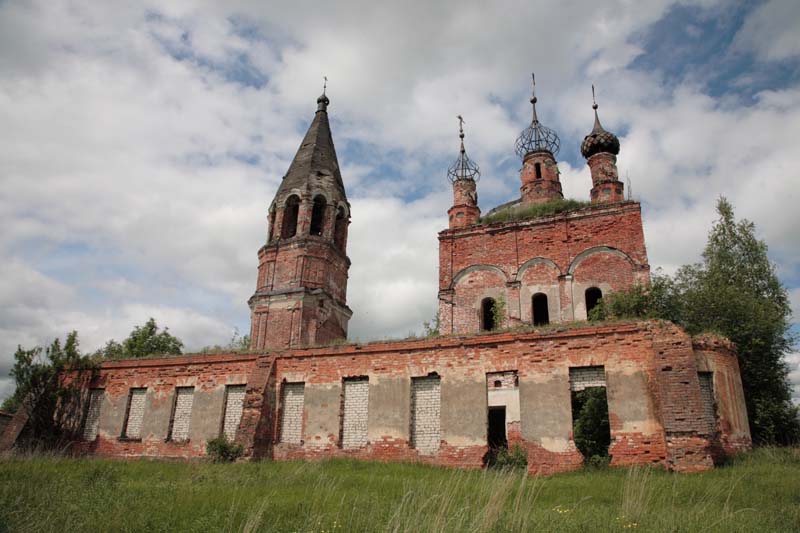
[514,73,560,158]
[580,86,620,159]
[447,115,481,182]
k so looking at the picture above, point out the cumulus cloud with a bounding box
[1,0,799,404]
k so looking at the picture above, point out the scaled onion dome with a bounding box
[447,116,481,182]
[515,77,560,158]
[580,101,620,159]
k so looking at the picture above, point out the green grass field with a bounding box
[1,448,798,532]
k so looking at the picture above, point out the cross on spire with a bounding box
[323,75,327,96]
[457,114,465,153]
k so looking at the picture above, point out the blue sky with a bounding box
[0,0,798,405]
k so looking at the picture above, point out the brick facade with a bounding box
[0,84,753,475]
[47,321,751,475]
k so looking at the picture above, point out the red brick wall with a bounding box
[438,202,650,333]
[69,321,749,475]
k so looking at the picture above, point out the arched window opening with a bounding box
[532,293,549,326]
[268,207,277,241]
[281,195,300,239]
[535,162,542,180]
[585,287,603,319]
[310,195,327,236]
[481,298,497,331]
[334,206,347,251]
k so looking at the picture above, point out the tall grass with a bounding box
[0,447,798,531]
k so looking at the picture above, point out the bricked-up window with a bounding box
[121,388,146,440]
[411,375,441,455]
[481,297,497,331]
[279,382,305,444]
[569,367,610,460]
[310,195,327,236]
[341,377,369,449]
[698,372,717,434]
[334,206,347,251]
[82,388,104,441]
[281,195,300,238]
[585,287,603,318]
[168,387,194,442]
[532,293,549,326]
[221,384,246,441]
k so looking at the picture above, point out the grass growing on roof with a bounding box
[479,198,591,225]
[0,447,798,531]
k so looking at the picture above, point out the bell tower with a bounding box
[249,87,352,350]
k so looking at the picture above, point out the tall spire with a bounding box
[515,73,560,158]
[447,115,480,183]
[278,90,345,200]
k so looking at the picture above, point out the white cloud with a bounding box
[733,0,800,61]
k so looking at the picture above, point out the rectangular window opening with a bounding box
[698,372,717,434]
[121,388,147,440]
[569,366,610,461]
[221,384,247,441]
[82,389,105,442]
[167,387,195,442]
[340,377,369,449]
[411,375,441,455]
[279,382,305,444]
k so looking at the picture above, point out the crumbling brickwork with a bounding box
[438,202,650,334]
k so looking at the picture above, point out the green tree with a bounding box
[95,318,183,359]
[596,198,799,444]
[571,387,611,460]
[6,332,97,447]
[672,198,799,444]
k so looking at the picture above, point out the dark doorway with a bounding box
[532,293,549,326]
[481,298,497,331]
[585,287,603,318]
[487,406,507,451]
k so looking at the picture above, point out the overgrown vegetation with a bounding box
[479,198,591,225]
[206,436,244,462]
[571,387,611,463]
[94,317,184,359]
[588,198,799,445]
[0,332,97,448]
[486,443,529,472]
[0,449,798,531]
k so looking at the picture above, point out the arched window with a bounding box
[334,206,347,251]
[310,195,327,236]
[268,206,277,241]
[532,293,549,326]
[585,287,603,318]
[281,195,300,239]
[535,162,542,180]
[481,297,497,331]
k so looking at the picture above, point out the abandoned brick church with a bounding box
[1,80,752,473]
